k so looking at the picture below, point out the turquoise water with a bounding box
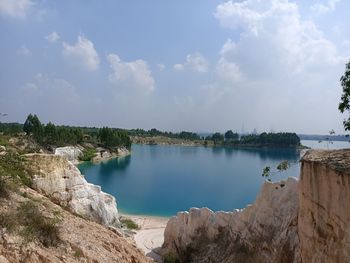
[78,144,303,217]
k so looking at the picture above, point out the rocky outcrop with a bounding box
[54,146,83,164]
[163,177,300,263]
[26,154,120,228]
[299,149,350,263]
[92,147,130,163]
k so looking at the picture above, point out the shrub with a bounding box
[79,148,97,162]
[0,152,32,187]
[120,218,140,230]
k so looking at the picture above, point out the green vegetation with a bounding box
[0,122,23,135]
[23,114,83,146]
[0,197,61,247]
[0,151,32,188]
[1,114,302,149]
[79,148,97,162]
[339,59,350,132]
[19,114,132,149]
[129,128,201,141]
[0,201,61,247]
[120,217,140,230]
[163,252,180,263]
[262,160,294,180]
[240,132,300,147]
[225,130,239,140]
[98,127,131,149]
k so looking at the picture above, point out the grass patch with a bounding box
[0,201,61,247]
[120,217,140,230]
[0,151,32,187]
[79,148,97,162]
[18,201,61,247]
[0,212,17,232]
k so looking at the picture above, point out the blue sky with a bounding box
[0,0,349,134]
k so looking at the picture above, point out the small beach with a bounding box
[121,214,169,262]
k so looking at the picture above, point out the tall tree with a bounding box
[339,60,350,131]
[23,114,43,142]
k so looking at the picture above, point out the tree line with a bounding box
[21,114,131,149]
[128,128,201,141]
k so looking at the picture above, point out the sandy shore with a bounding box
[121,214,169,262]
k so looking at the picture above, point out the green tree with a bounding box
[224,130,238,140]
[339,60,350,131]
[212,132,224,143]
[23,114,43,142]
[44,122,57,145]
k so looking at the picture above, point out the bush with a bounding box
[120,218,140,230]
[79,148,97,162]
[0,152,32,187]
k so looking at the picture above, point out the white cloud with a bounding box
[173,63,184,71]
[0,0,33,18]
[45,31,60,43]
[17,45,32,56]
[311,0,341,15]
[173,52,209,73]
[206,0,346,132]
[107,53,155,93]
[214,0,344,76]
[157,63,165,71]
[62,35,100,71]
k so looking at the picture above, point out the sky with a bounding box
[0,0,349,134]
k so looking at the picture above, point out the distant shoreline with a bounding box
[131,136,309,150]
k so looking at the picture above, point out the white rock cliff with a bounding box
[26,154,120,228]
[54,146,83,164]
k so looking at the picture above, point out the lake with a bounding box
[78,140,349,217]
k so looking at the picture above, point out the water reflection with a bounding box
[99,155,131,175]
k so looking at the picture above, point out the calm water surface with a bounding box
[78,144,308,217]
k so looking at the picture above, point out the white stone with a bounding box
[26,154,120,228]
[54,146,83,164]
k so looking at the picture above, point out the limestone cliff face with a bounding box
[299,149,350,263]
[163,177,300,263]
[54,146,83,164]
[26,154,120,228]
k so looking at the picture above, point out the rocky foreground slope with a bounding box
[0,142,150,263]
[0,188,150,263]
[163,149,350,263]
